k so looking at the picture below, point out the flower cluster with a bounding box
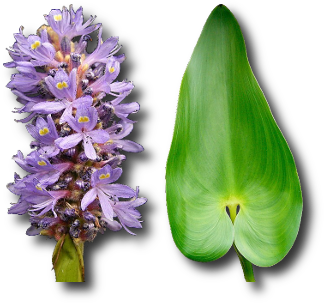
[5,5,146,241]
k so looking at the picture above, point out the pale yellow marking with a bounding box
[37,160,47,166]
[31,40,41,50]
[99,173,110,180]
[106,139,114,145]
[39,127,49,136]
[35,185,43,191]
[108,67,115,73]
[78,116,90,123]
[56,81,68,90]
[54,14,62,21]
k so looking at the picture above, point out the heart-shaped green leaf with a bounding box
[166,4,302,281]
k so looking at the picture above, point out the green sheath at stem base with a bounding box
[52,234,85,282]
[227,205,255,282]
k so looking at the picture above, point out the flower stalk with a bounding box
[5,5,146,282]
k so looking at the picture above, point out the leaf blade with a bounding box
[166,4,302,268]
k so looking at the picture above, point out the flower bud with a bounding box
[70,53,81,69]
[60,36,71,55]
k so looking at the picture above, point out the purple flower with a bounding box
[99,187,146,235]
[13,150,71,175]
[27,216,61,236]
[110,81,135,96]
[31,95,93,123]
[103,121,144,153]
[6,62,46,93]
[8,200,30,215]
[6,27,57,68]
[4,28,31,67]
[26,115,59,155]
[85,56,135,110]
[8,177,68,216]
[45,68,77,100]
[97,93,139,124]
[81,165,135,220]
[55,106,110,159]
[44,6,100,41]
[22,69,80,123]
[11,90,46,122]
[82,27,120,68]
[23,179,70,217]
[89,55,125,95]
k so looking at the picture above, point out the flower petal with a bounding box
[55,133,83,149]
[100,183,135,198]
[97,189,114,220]
[109,167,123,183]
[91,165,121,186]
[83,138,97,160]
[81,188,97,210]
[101,218,122,231]
[26,225,41,236]
[87,129,110,143]
[32,101,66,114]
[75,106,98,132]
[114,139,144,153]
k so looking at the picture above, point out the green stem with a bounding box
[227,204,255,282]
[233,244,255,282]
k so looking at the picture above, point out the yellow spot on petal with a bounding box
[78,116,90,123]
[54,14,62,21]
[39,127,49,136]
[56,81,68,90]
[35,185,42,191]
[99,173,110,180]
[31,40,41,50]
[108,67,115,73]
[37,160,47,166]
[106,139,114,145]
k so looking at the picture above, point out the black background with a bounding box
[1,1,309,289]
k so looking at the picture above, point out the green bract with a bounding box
[166,4,302,282]
[52,234,84,282]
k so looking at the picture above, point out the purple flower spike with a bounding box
[5,5,146,282]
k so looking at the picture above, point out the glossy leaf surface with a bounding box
[166,5,302,271]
